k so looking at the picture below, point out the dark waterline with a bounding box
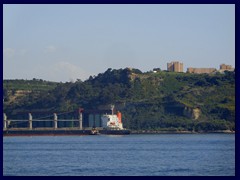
[3,134,235,176]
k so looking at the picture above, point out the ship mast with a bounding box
[110,105,114,115]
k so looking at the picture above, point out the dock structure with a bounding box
[3,113,7,130]
[79,109,83,130]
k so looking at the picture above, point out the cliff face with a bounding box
[183,107,201,120]
[192,108,201,120]
[3,68,235,131]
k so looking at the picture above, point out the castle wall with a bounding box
[187,68,216,74]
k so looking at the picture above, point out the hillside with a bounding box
[3,68,235,132]
[3,79,58,107]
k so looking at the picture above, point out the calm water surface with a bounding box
[3,134,235,176]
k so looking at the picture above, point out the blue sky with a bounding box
[3,4,235,82]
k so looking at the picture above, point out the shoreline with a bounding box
[3,129,234,136]
[130,130,235,134]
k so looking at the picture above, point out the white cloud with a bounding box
[3,48,15,58]
[45,45,57,53]
[52,61,91,82]
[19,49,28,56]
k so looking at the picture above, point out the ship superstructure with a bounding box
[101,105,123,130]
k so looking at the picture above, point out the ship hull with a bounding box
[3,129,131,136]
[3,129,92,136]
[99,129,131,135]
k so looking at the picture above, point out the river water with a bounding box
[3,134,235,176]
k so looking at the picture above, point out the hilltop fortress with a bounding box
[164,61,234,74]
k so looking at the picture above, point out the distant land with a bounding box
[3,67,235,132]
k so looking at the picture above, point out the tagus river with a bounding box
[3,134,235,176]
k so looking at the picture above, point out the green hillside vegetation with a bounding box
[3,79,58,108]
[3,68,235,132]
[3,79,58,91]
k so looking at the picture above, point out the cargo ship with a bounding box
[3,106,130,136]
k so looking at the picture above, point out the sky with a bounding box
[3,4,235,82]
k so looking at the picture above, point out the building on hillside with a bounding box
[219,64,234,73]
[153,68,161,73]
[167,61,183,72]
[220,64,232,70]
[187,68,217,74]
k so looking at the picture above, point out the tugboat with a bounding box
[90,127,99,135]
